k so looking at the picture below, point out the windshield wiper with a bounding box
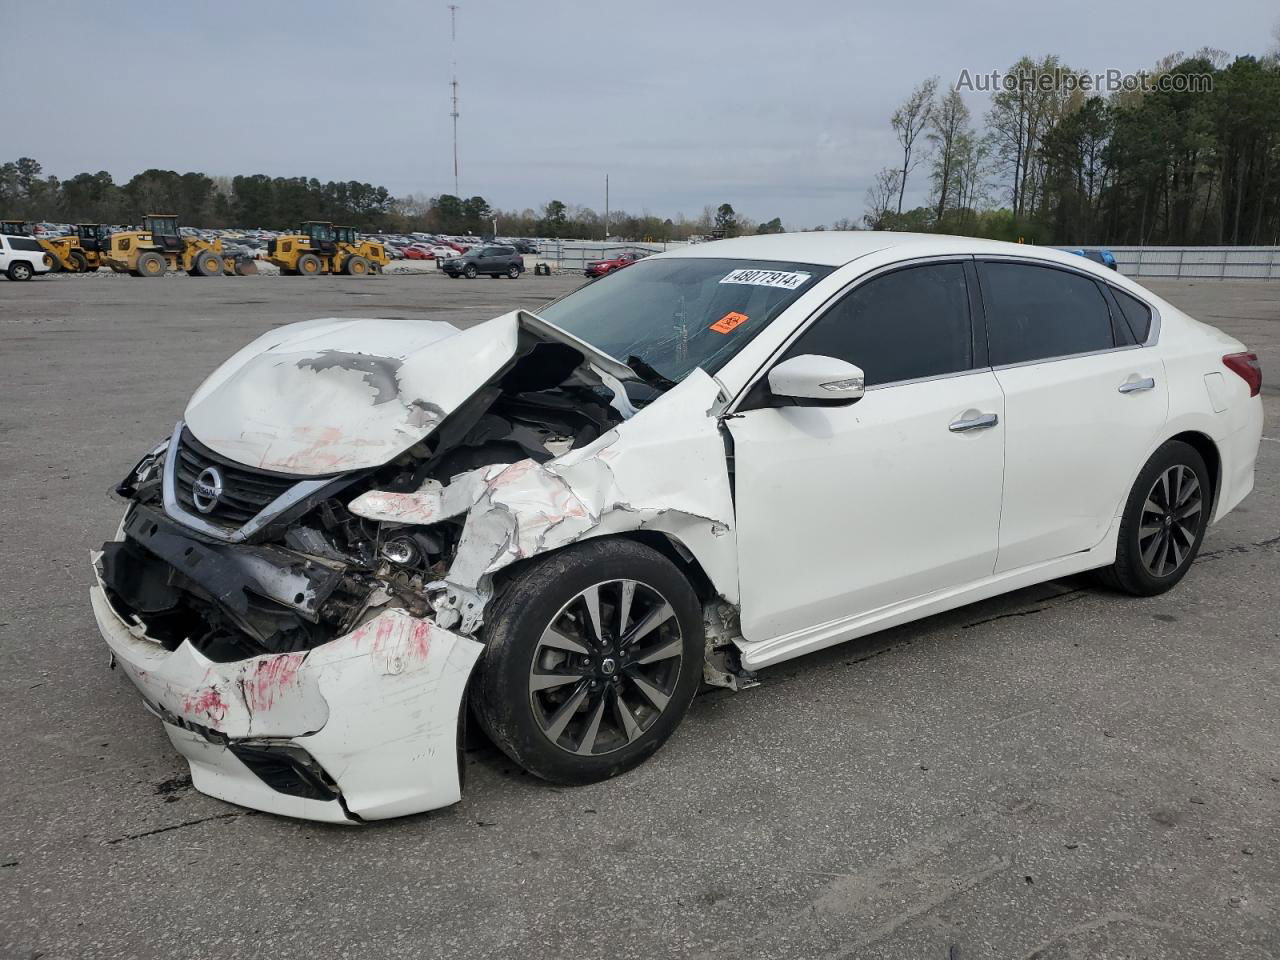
[626,355,678,392]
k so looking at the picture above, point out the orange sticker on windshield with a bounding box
[710,311,749,334]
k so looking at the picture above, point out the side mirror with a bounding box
[766,354,865,405]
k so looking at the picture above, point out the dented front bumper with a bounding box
[90,573,482,822]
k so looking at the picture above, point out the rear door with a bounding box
[729,260,1006,642]
[976,259,1168,572]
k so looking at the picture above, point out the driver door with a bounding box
[727,260,1006,646]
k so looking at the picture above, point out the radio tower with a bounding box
[449,4,460,197]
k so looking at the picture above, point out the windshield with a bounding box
[539,257,833,385]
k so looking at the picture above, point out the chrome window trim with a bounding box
[726,254,981,412]
[161,421,334,543]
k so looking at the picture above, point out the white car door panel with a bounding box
[730,372,1006,642]
[975,259,1170,573]
[993,353,1168,572]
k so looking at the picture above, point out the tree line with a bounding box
[0,159,395,230]
[866,45,1280,245]
[0,156,789,241]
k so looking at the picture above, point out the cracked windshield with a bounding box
[538,257,834,390]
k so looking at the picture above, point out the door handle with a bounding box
[1118,377,1156,394]
[948,412,999,433]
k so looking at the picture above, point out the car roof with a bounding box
[656,231,1101,270]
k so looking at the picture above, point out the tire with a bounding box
[473,538,703,785]
[297,253,323,277]
[136,251,166,278]
[45,253,63,273]
[192,249,222,277]
[464,264,477,279]
[506,264,520,279]
[1097,440,1212,596]
[7,261,34,281]
[344,256,370,276]
[69,250,90,273]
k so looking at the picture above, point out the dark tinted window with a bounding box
[8,236,44,252]
[783,262,973,386]
[1111,288,1153,342]
[978,262,1115,365]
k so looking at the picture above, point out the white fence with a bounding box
[534,240,684,271]
[1109,246,1280,279]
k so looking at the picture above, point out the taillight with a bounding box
[1223,352,1262,397]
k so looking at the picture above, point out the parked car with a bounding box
[1066,247,1118,270]
[584,250,644,278]
[0,234,54,280]
[442,244,524,278]
[91,232,1262,822]
[403,245,434,260]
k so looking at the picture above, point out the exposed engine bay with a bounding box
[100,333,628,664]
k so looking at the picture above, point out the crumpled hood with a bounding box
[184,310,634,477]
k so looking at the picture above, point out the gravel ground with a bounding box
[0,272,1277,960]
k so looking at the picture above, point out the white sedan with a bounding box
[92,233,1263,821]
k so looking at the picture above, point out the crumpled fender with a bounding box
[437,369,739,616]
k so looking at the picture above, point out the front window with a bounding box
[539,257,833,385]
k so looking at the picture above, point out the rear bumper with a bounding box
[1214,396,1264,522]
[91,570,483,822]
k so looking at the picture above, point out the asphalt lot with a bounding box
[1,270,1278,960]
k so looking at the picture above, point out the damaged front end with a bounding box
[92,310,745,821]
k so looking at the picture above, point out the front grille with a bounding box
[172,429,299,528]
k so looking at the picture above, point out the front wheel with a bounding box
[1099,440,1212,596]
[297,253,323,277]
[464,264,477,279]
[474,539,703,785]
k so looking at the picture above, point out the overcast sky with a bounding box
[6,1,1277,227]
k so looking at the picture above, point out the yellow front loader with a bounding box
[104,214,233,278]
[267,221,387,276]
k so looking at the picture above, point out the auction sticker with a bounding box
[710,311,749,334]
[719,268,811,290]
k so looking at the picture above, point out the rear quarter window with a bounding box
[8,236,44,253]
[1110,288,1154,342]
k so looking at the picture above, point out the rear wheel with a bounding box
[474,538,703,785]
[136,251,166,277]
[1098,440,1212,596]
[506,264,520,279]
[8,261,34,281]
[344,256,370,276]
[69,250,90,273]
[297,253,322,277]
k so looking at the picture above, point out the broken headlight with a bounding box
[114,439,169,499]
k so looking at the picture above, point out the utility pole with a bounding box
[449,4,460,197]
[604,174,609,242]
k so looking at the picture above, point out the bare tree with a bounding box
[985,55,1077,218]
[863,167,902,229]
[927,88,971,221]
[890,77,939,213]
